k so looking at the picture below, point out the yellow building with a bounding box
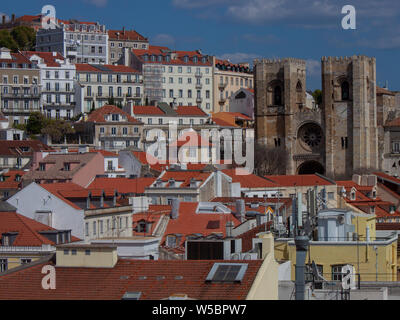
[275,209,398,282]
[213,57,253,113]
[0,204,77,273]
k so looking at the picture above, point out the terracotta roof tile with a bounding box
[89,177,156,194]
[132,46,212,66]
[75,64,139,73]
[266,174,334,187]
[108,29,147,41]
[222,169,277,188]
[0,140,53,157]
[21,51,65,67]
[0,258,263,300]
[86,105,141,124]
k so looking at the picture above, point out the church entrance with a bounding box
[297,161,325,175]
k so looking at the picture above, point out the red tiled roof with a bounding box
[215,59,252,73]
[175,106,208,117]
[266,174,334,187]
[21,51,65,67]
[222,169,277,188]
[376,86,395,96]
[0,170,26,190]
[162,202,241,247]
[377,182,400,200]
[0,258,263,300]
[15,15,42,23]
[385,118,400,127]
[132,46,212,66]
[0,52,33,65]
[89,177,156,195]
[132,105,165,115]
[39,183,86,210]
[75,64,139,73]
[0,140,53,156]
[374,172,400,185]
[238,222,272,253]
[108,29,147,41]
[156,170,212,188]
[86,105,141,124]
[0,210,78,246]
[376,223,400,230]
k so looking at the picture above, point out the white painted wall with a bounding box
[7,182,84,239]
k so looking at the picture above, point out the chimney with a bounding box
[361,175,368,187]
[100,190,104,208]
[11,14,15,23]
[86,192,91,209]
[235,199,246,223]
[352,174,361,186]
[225,221,234,238]
[2,15,5,25]
[171,198,180,220]
[123,47,129,66]
[113,191,117,207]
[367,175,377,187]
[122,26,125,35]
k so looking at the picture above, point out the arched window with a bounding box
[274,86,282,106]
[296,81,302,92]
[341,81,350,101]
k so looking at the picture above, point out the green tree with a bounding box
[0,30,18,51]
[10,26,36,51]
[41,119,75,143]
[107,97,115,105]
[312,89,322,106]
[26,112,47,135]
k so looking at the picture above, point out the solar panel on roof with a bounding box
[205,263,248,283]
[92,64,110,72]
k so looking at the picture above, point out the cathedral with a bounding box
[254,55,381,179]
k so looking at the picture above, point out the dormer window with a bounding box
[370,206,376,214]
[166,55,171,62]
[350,188,356,201]
[143,54,148,61]
[168,178,175,187]
[151,55,156,62]
[158,55,163,62]
[166,234,177,248]
[202,57,206,63]
[193,56,198,64]
[371,189,377,199]
[184,56,188,63]
[111,114,120,121]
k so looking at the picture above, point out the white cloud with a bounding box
[152,34,176,48]
[171,0,400,27]
[86,0,108,7]
[306,59,321,77]
[217,52,261,64]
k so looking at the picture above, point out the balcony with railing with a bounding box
[218,82,227,91]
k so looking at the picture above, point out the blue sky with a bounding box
[2,0,400,90]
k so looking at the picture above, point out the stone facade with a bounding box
[322,55,378,179]
[255,55,381,179]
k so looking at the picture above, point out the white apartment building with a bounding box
[22,51,76,120]
[35,18,108,64]
[129,46,214,113]
[75,64,143,114]
[0,48,41,126]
